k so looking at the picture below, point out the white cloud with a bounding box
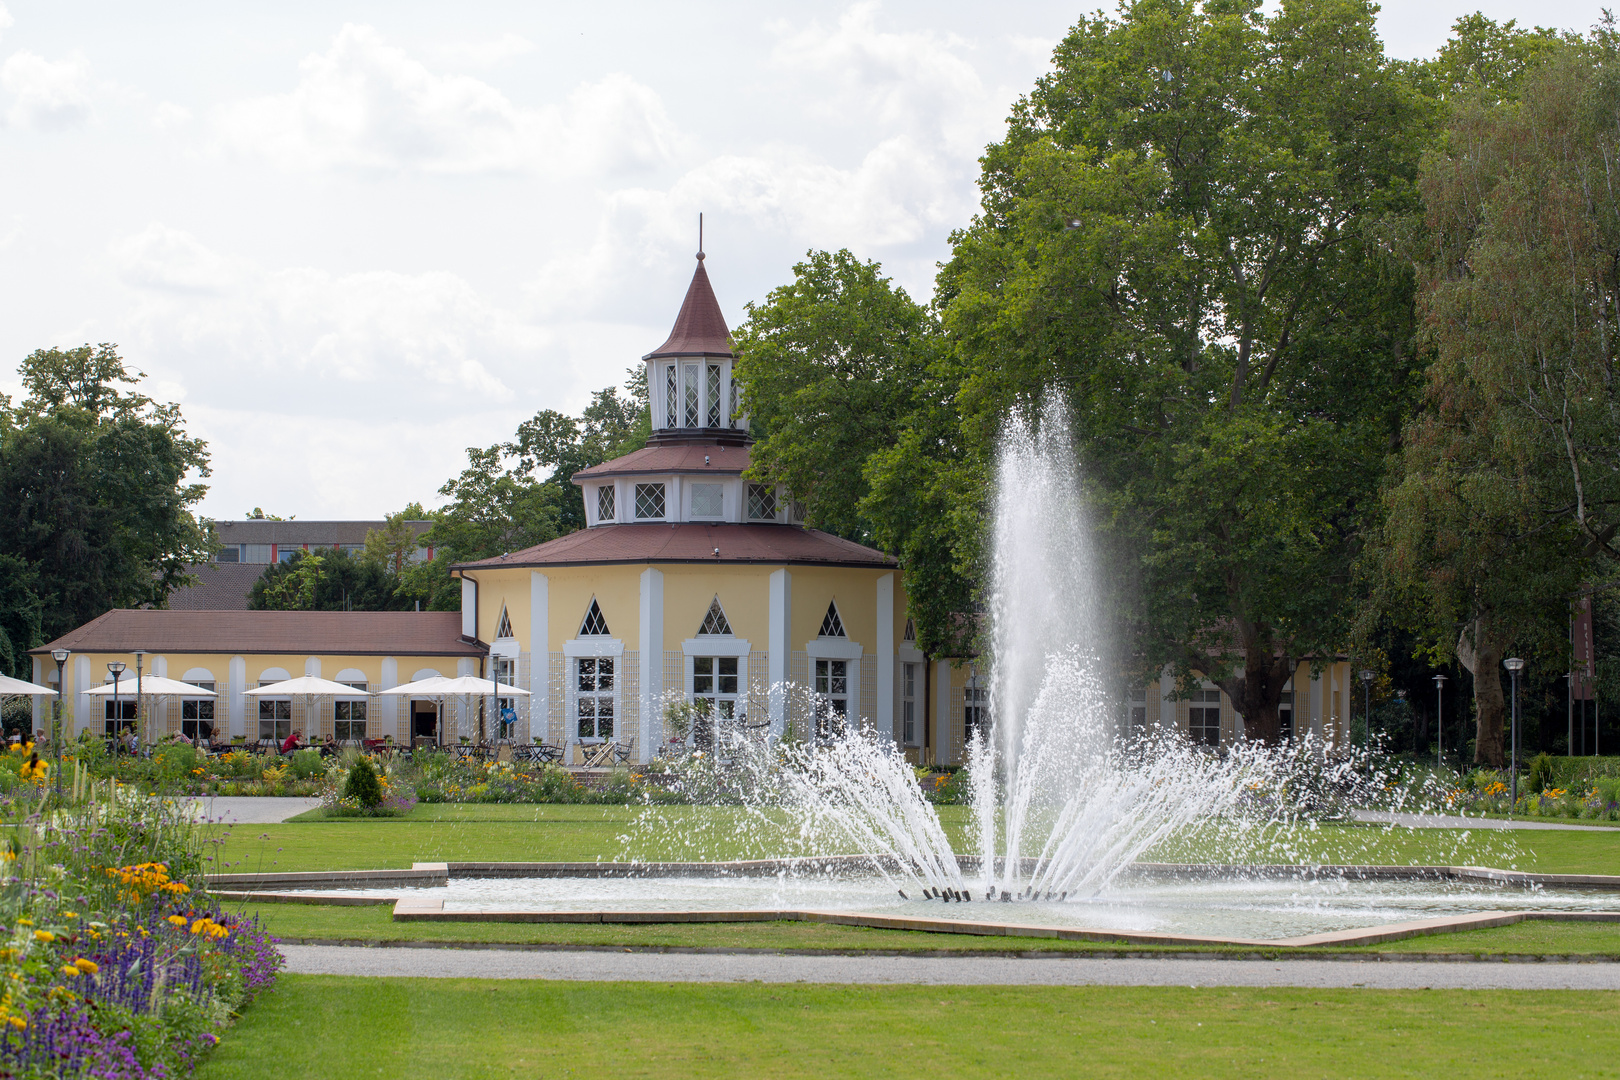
[111,223,243,294]
[213,24,682,175]
[150,101,191,130]
[110,225,548,416]
[0,5,13,42]
[2,49,92,130]
[770,2,1002,156]
[424,33,536,71]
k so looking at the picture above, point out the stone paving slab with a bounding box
[181,796,322,824]
[278,945,1620,988]
[1353,809,1620,831]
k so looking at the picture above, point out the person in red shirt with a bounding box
[280,729,302,755]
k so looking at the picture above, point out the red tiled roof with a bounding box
[31,610,485,657]
[456,523,897,570]
[644,258,732,359]
[573,443,750,481]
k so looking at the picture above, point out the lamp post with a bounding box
[1504,657,1525,810]
[1359,669,1374,747]
[1433,674,1447,769]
[108,662,126,755]
[51,649,67,800]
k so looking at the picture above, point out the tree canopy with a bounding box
[0,345,210,676]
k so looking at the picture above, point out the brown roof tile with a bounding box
[161,563,266,611]
[573,443,751,481]
[456,523,896,570]
[31,610,484,657]
[643,258,733,359]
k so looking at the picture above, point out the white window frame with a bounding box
[564,638,624,745]
[635,483,667,520]
[689,482,725,520]
[901,662,918,746]
[1188,687,1221,747]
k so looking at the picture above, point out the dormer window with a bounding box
[635,483,666,520]
[597,486,616,523]
[665,366,678,430]
[747,484,777,521]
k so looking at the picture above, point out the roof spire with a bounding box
[698,212,704,262]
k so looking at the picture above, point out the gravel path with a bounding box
[1352,810,1620,832]
[182,796,321,824]
[280,945,1620,989]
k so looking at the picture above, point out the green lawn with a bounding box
[206,802,1620,877]
[195,977,1620,1080]
[240,899,1620,956]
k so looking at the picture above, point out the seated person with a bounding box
[280,729,302,755]
[319,734,338,757]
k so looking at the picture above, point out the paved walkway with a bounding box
[1353,810,1620,832]
[181,796,321,824]
[281,945,1620,989]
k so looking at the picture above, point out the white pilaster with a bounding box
[530,571,549,744]
[767,568,792,737]
[461,577,478,639]
[381,657,399,740]
[934,659,952,767]
[875,573,895,742]
[639,567,664,762]
[74,655,91,736]
[152,656,168,677]
[304,657,321,678]
[229,656,246,737]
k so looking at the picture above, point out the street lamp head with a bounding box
[1433,673,1447,686]
[1504,657,1525,673]
[51,649,68,664]
[1359,669,1374,683]
[108,661,126,676]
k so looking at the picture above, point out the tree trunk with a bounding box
[1214,643,1293,746]
[1457,617,1506,767]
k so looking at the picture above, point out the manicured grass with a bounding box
[196,976,1620,1080]
[239,900,1620,956]
[206,802,1620,876]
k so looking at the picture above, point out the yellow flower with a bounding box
[7,1016,24,1030]
[32,930,52,943]
[72,958,97,974]
[16,919,31,928]
[166,915,187,927]
[60,913,76,920]
[59,966,78,978]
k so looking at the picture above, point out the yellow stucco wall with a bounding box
[38,650,471,739]
[659,565,772,646]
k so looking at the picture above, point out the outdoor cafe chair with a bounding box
[579,741,615,768]
[610,737,636,765]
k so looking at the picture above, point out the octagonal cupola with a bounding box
[643,250,749,446]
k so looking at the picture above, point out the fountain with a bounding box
[262,400,1620,942]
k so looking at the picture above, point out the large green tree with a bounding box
[740,0,1431,740]
[1371,35,1620,764]
[506,373,648,534]
[0,345,210,674]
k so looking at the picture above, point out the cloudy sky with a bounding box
[0,1,1605,521]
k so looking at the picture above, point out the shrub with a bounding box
[288,748,324,780]
[1527,753,1557,795]
[345,758,383,808]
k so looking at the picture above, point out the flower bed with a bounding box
[0,762,281,1078]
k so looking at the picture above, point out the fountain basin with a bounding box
[218,861,1620,946]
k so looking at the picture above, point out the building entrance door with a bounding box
[412,701,438,742]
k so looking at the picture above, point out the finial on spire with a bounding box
[697,212,704,261]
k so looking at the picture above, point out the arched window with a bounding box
[579,599,610,637]
[818,600,845,638]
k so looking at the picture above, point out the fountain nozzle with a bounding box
[897,889,908,900]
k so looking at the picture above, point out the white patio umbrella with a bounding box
[243,676,372,748]
[240,675,367,698]
[0,675,58,697]
[373,676,465,748]
[85,675,217,746]
[82,675,217,698]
